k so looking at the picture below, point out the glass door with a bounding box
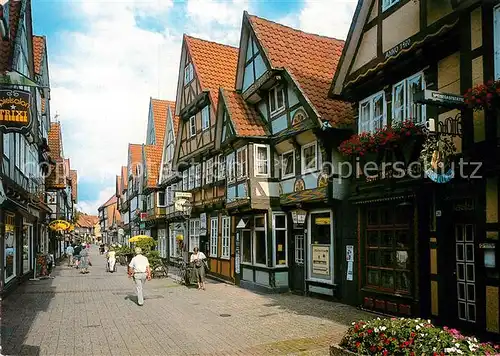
[4,213,16,283]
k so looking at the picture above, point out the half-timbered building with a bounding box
[172,35,238,282]
[125,143,143,238]
[224,12,353,294]
[116,165,129,243]
[330,0,500,339]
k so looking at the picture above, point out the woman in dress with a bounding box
[190,247,207,290]
[79,244,90,274]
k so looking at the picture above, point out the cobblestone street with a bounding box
[2,248,372,356]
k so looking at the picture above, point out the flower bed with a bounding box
[339,317,500,355]
[464,79,500,111]
[339,120,424,157]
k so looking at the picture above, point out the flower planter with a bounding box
[330,344,358,356]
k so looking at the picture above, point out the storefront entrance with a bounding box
[307,210,334,284]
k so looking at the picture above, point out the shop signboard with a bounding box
[174,192,192,214]
[414,89,465,109]
[200,213,207,235]
[0,89,32,134]
[312,244,330,276]
[235,232,240,274]
[315,217,331,225]
[346,245,354,281]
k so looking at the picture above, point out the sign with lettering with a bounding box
[384,38,411,59]
[312,245,330,276]
[414,90,465,109]
[291,209,307,226]
[0,89,32,134]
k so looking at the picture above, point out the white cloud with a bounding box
[77,186,115,215]
[281,0,358,40]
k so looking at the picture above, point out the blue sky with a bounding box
[31,0,357,214]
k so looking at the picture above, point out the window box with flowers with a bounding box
[336,317,499,355]
[464,79,500,112]
[339,120,425,163]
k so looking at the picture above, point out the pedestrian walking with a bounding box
[190,247,207,290]
[66,244,74,267]
[73,243,82,269]
[128,247,151,306]
[79,244,90,274]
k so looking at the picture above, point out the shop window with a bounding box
[309,211,333,281]
[273,213,287,266]
[210,217,218,257]
[189,219,200,252]
[281,150,295,179]
[254,215,267,266]
[241,229,252,263]
[23,222,32,274]
[358,91,386,133]
[365,204,413,294]
[169,227,178,258]
[4,213,16,283]
[221,216,231,259]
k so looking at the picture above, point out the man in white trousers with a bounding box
[128,247,151,306]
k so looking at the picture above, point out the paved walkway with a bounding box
[2,247,372,356]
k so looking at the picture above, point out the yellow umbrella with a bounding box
[129,235,152,243]
[49,219,70,232]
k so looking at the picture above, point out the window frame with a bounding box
[221,216,231,259]
[391,71,426,125]
[184,62,194,85]
[188,166,195,190]
[382,0,400,12]
[358,91,387,134]
[301,141,318,174]
[227,152,236,183]
[182,170,188,191]
[189,116,196,137]
[169,226,178,258]
[281,149,295,179]
[195,164,201,188]
[189,219,200,252]
[272,212,288,267]
[253,215,268,267]
[210,217,218,257]
[205,158,214,185]
[157,190,166,208]
[201,105,210,131]
[217,154,226,181]
[254,144,270,177]
[269,85,285,117]
[236,146,248,179]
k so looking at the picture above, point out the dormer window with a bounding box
[189,116,196,137]
[382,0,400,12]
[269,86,285,116]
[184,62,194,85]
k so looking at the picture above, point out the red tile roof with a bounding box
[48,122,62,159]
[33,35,45,74]
[76,214,99,228]
[144,145,162,188]
[70,170,78,202]
[185,35,239,108]
[128,144,143,177]
[220,89,268,137]
[169,103,180,137]
[99,195,117,210]
[247,13,353,127]
[151,98,175,146]
[0,1,22,72]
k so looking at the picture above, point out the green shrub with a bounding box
[135,238,156,252]
[339,317,499,355]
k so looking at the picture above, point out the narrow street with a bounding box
[2,247,373,356]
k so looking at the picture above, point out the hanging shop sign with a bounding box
[420,131,456,184]
[48,219,70,232]
[414,90,465,109]
[291,209,307,227]
[312,245,330,276]
[0,89,32,134]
